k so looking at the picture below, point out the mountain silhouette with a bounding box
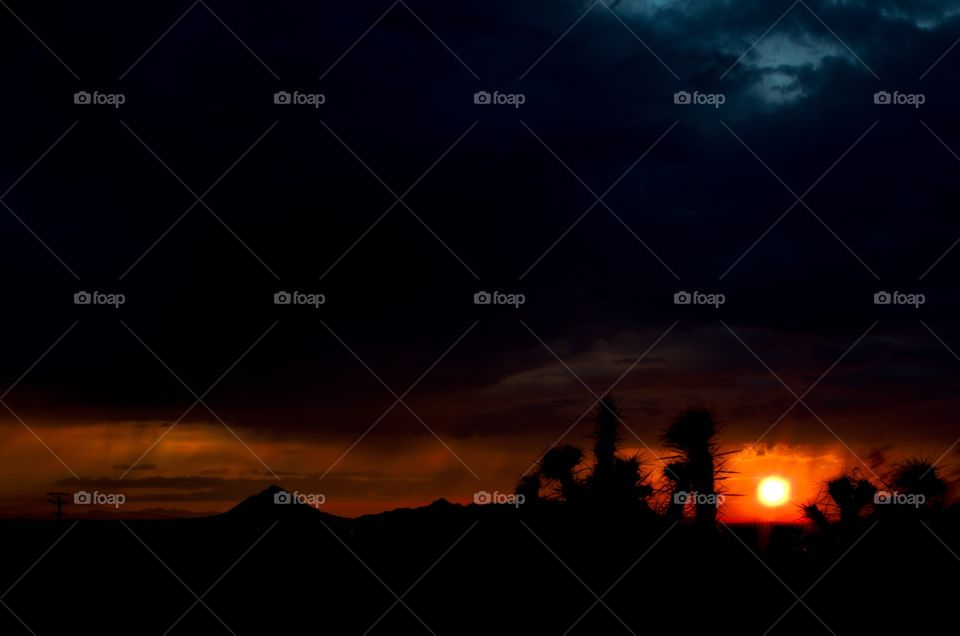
[224,485,334,520]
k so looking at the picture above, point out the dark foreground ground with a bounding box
[1,492,957,635]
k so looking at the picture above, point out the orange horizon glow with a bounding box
[0,419,932,523]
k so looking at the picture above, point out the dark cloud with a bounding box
[1,0,959,457]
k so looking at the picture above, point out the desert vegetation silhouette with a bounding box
[516,396,956,536]
[518,396,733,529]
[803,458,951,538]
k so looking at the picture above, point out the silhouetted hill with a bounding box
[1,488,957,635]
[354,497,465,524]
[223,485,338,521]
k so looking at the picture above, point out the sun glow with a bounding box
[757,476,791,507]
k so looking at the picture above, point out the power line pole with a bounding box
[47,492,70,520]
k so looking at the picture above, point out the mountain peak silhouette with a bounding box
[226,485,330,519]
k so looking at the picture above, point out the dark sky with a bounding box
[1,0,960,517]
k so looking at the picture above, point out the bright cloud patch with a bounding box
[732,33,851,105]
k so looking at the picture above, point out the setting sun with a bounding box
[758,476,791,507]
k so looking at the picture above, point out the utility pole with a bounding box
[47,492,70,520]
